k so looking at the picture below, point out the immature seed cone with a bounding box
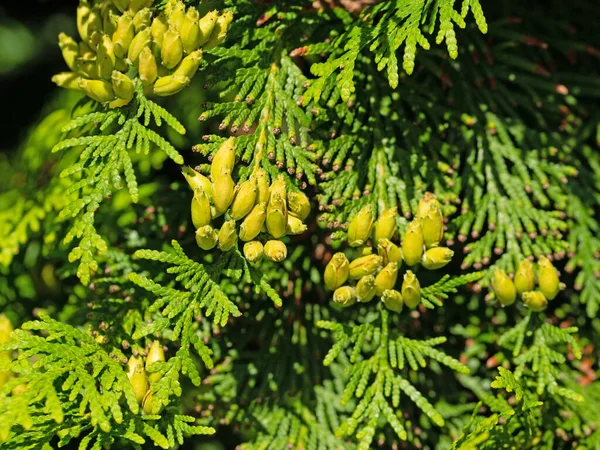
[381,289,403,313]
[356,275,376,302]
[196,225,218,250]
[375,262,399,296]
[113,12,135,58]
[287,215,307,235]
[138,46,158,86]
[203,11,233,49]
[218,220,237,252]
[522,290,548,312]
[173,49,203,78]
[347,204,374,247]
[52,72,82,91]
[373,207,397,243]
[97,34,116,80]
[182,167,212,198]
[191,188,211,228]
[77,5,92,42]
[133,8,152,32]
[0,314,14,344]
[128,28,151,63]
[211,137,236,179]
[180,7,201,53]
[255,168,270,204]
[324,253,350,290]
[538,256,560,300]
[421,202,444,249]
[153,75,190,96]
[264,240,287,262]
[197,10,218,46]
[112,0,129,13]
[212,173,236,217]
[421,247,453,270]
[514,259,535,294]
[288,191,311,221]
[151,14,169,48]
[111,71,135,101]
[167,1,186,31]
[78,79,116,103]
[145,341,166,383]
[161,29,183,69]
[377,239,403,267]
[401,270,421,308]
[59,33,79,70]
[230,178,257,221]
[243,241,264,264]
[416,192,439,219]
[333,286,357,307]
[142,390,156,415]
[126,355,149,404]
[239,203,267,241]
[266,193,288,239]
[491,268,516,306]
[401,220,424,266]
[130,0,154,14]
[349,254,383,280]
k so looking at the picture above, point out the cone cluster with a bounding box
[491,256,561,311]
[325,193,453,313]
[184,138,311,264]
[52,0,232,106]
[126,341,167,415]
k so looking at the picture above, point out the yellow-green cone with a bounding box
[113,12,135,58]
[288,191,310,221]
[333,286,357,308]
[130,0,153,13]
[401,220,424,266]
[180,7,201,53]
[491,268,516,306]
[373,207,397,243]
[377,239,403,267]
[287,215,307,235]
[375,262,399,296]
[324,253,349,291]
[239,203,267,241]
[191,188,211,228]
[196,225,218,250]
[347,204,374,247]
[243,241,264,264]
[167,1,186,31]
[264,240,287,262]
[211,137,236,179]
[381,289,403,313]
[421,202,444,249]
[78,79,116,103]
[77,5,91,42]
[111,71,135,101]
[0,314,14,344]
[514,259,535,295]
[203,11,233,49]
[356,275,376,303]
[145,341,166,383]
[538,256,560,300]
[416,192,440,219]
[421,247,453,270]
[126,355,149,404]
[59,33,79,70]
[161,30,183,69]
[151,13,168,48]
[212,173,235,217]
[401,270,421,308]
[128,28,151,63]
[349,254,383,280]
[52,72,82,91]
[197,10,218,46]
[153,75,190,96]
[182,166,212,198]
[522,290,548,312]
[112,0,129,13]
[138,47,158,86]
[255,168,269,204]
[266,193,287,239]
[218,220,237,252]
[173,49,203,78]
[96,34,116,80]
[230,178,257,221]
[133,8,152,32]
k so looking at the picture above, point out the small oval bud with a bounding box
[77,5,92,42]
[78,79,116,103]
[173,49,203,78]
[416,192,439,219]
[210,137,236,179]
[191,188,211,228]
[538,256,560,300]
[153,75,190,96]
[197,10,218,46]
[356,275,376,303]
[255,168,269,204]
[401,270,421,308]
[142,390,156,415]
[269,174,287,199]
[182,166,212,198]
[377,238,403,267]
[401,220,424,266]
[97,34,117,80]
[243,241,264,264]
[111,71,135,101]
[145,341,165,383]
[239,203,267,241]
[180,7,201,53]
[126,355,149,404]
[333,286,357,308]
[212,173,235,217]
[230,178,257,220]
[167,1,186,31]
[161,29,183,69]
[138,46,158,86]
[373,207,397,243]
[381,289,403,313]
[151,14,168,48]
[287,215,307,235]
[217,220,237,252]
[324,253,350,290]
[0,314,14,344]
[375,262,399,296]
[203,11,233,49]
[421,247,453,270]
[52,72,82,91]
[347,204,374,247]
[128,28,151,63]
[349,254,383,280]
[522,290,548,312]
[514,259,535,294]
[421,202,444,249]
[264,240,287,263]
[58,33,79,70]
[112,12,135,59]
[288,191,311,221]
[491,268,517,306]
[195,225,218,250]
[133,8,152,32]
[266,193,288,239]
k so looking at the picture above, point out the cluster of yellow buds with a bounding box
[0,314,14,389]
[126,341,166,415]
[184,138,311,264]
[52,0,232,106]
[491,256,561,311]
[325,193,452,313]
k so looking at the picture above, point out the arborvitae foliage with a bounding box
[1,0,599,449]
